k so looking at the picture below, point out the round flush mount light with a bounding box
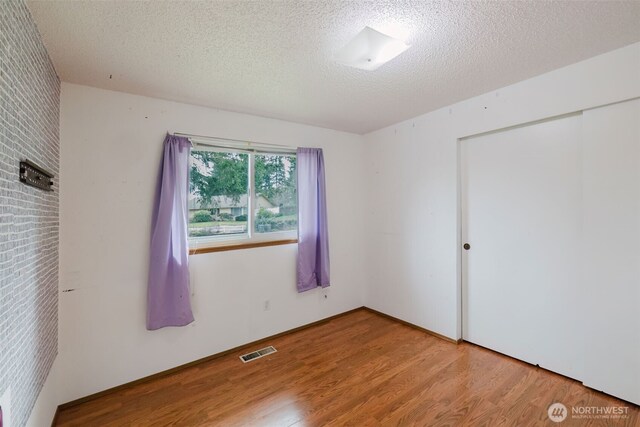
[335,26,410,71]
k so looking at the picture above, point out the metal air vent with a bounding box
[239,346,277,363]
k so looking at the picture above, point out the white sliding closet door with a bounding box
[461,114,583,380]
[581,99,640,405]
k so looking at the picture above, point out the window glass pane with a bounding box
[188,150,249,238]
[254,154,297,233]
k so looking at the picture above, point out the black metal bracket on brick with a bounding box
[19,159,54,191]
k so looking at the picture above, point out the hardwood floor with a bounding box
[56,309,638,426]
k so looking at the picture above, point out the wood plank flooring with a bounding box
[56,309,639,426]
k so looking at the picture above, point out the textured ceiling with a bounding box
[27,0,640,134]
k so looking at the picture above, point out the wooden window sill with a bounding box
[189,239,297,255]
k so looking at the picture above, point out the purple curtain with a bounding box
[147,134,195,330]
[296,147,330,292]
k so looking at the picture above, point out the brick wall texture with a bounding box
[0,0,60,426]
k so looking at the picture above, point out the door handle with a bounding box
[463,243,471,250]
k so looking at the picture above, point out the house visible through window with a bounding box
[188,147,297,245]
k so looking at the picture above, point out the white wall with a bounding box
[58,83,367,403]
[363,42,640,340]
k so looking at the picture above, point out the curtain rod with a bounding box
[172,132,297,152]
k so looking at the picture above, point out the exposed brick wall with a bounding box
[0,1,60,426]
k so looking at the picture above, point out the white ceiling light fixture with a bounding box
[335,26,410,71]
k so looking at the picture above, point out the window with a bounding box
[188,147,297,248]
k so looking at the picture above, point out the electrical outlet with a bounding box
[263,300,270,311]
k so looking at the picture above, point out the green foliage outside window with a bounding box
[189,152,296,207]
[191,210,213,223]
[189,150,297,237]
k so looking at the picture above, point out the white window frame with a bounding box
[188,143,298,251]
